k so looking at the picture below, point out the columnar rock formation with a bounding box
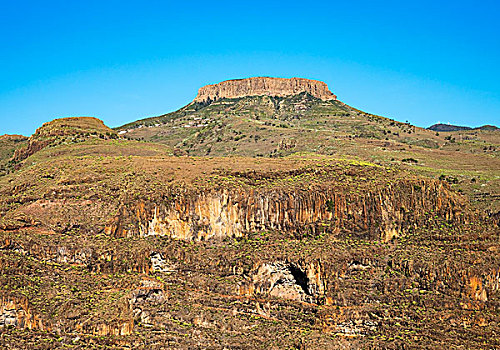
[105,179,467,242]
[0,296,44,330]
[194,77,337,103]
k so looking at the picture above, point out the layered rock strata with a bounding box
[194,77,337,103]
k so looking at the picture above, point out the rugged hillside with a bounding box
[0,135,27,176]
[0,142,468,241]
[118,79,499,215]
[0,117,499,349]
[1,80,499,349]
[118,79,498,161]
[12,117,117,164]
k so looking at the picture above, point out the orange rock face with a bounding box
[104,179,468,242]
[194,77,337,103]
[0,296,45,331]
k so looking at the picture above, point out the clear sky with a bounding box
[1,0,499,136]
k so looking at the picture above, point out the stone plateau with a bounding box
[194,77,337,103]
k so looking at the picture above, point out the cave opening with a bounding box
[288,263,311,296]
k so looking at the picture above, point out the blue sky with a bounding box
[1,0,499,135]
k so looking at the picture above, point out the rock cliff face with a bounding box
[239,260,325,304]
[194,77,337,103]
[0,296,44,330]
[106,179,467,242]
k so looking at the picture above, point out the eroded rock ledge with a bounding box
[106,179,467,242]
[0,295,44,330]
[194,77,337,103]
[239,260,325,304]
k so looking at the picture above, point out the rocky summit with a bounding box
[193,76,337,103]
[0,78,499,349]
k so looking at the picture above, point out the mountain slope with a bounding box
[117,77,498,161]
[115,78,499,215]
[1,78,499,349]
[118,92,443,157]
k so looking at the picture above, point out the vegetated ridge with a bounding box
[428,123,499,132]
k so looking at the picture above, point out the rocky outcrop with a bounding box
[385,257,499,310]
[129,278,166,328]
[194,77,337,103]
[1,236,151,275]
[0,296,45,330]
[12,117,117,163]
[83,320,133,336]
[0,292,133,336]
[239,260,325,304]
[318,306,378,337]
[109,179,467,242]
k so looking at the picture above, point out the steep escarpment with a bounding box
[0,149,470,243]
[107,178,467,242]
[194,77,337,103]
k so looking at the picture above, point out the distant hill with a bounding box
[476,125,499,131]
[428,123,499,132]
[428,124,472,132]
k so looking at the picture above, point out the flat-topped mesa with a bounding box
[194,77,337,103]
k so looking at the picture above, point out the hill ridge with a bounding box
[428,123,499,132]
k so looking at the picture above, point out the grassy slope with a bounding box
[117,93,500,214]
